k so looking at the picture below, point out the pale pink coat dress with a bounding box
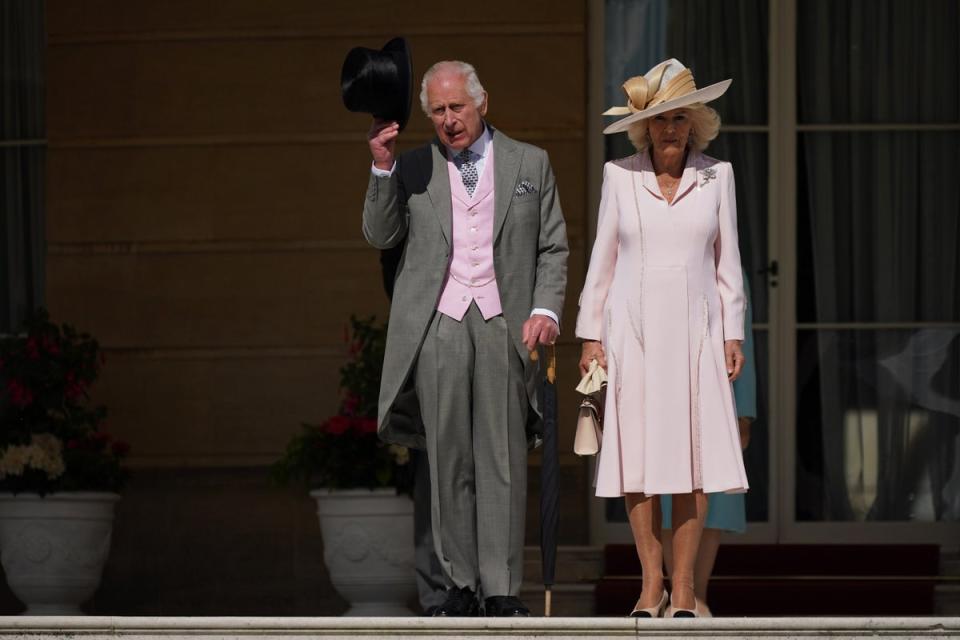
[576,150,749,497]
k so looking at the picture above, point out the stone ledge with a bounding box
[0,616,958,639]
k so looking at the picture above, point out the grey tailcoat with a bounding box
[362,126,569,450]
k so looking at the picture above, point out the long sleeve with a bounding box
[714,162,745,341]
[362,168,408,250]
[531,151,569,318]
[575,163,620,341]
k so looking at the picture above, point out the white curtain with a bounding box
[0,0,46,333]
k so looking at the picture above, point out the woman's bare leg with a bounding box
[661,528,674,576]
[695,528,721,606]
[625,493,665,609]
[669,491,707,611]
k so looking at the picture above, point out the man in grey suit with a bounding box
[363,60,568,617]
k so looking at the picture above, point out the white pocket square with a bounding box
[514,180,537,197]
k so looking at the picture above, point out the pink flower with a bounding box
[41,335,60,355]
[357,417,378,435]
[64,371,87,401]
[66,382,85,401]
[6,379,34,408]
[25,338,40,359]
[325,415,351,435]
[342,394,360,416]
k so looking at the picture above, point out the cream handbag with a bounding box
[574,359,607,456]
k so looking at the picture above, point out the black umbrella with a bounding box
[533,344,559,616]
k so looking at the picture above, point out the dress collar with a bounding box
[640,148,702,206]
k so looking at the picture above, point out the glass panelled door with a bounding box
[788,0,960,540]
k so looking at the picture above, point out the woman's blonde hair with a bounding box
[626,104,721,152]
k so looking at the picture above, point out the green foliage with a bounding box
[0,309,128,495]
[272,316,412,493]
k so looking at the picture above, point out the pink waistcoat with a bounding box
[436,149,503,321]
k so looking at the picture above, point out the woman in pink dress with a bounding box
[576,59,749,618]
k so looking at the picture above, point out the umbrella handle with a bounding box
[544,588,552,617]
[528,345,557,384]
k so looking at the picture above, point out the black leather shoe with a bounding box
[484,595,530,617]
[432,586,479,617]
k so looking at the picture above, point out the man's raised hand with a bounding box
[368,119,399,171]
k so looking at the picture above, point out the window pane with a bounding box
[0,147,45,331]
[798,132,960,323]
[796,328,960,522]
[665,0,769,125]
[798,0,960,124]
[0,0,45,141]
[603,0,768,127]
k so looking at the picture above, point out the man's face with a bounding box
[426,70,488,151]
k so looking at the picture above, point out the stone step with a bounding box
[1,616,958,639]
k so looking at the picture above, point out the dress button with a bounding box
[462,296,467,302]
[470,227,477,232]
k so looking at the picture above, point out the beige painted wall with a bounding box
[47,0,588,466]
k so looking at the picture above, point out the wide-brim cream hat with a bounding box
[602,58,731,135]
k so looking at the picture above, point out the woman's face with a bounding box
[647,108,691,155]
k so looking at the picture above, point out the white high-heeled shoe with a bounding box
[629,590,668,618]
[665,594,698,618]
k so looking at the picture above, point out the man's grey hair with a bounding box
[419,60,486,115]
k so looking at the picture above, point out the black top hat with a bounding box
[341,37,413,131]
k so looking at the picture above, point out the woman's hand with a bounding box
[725,339,744,381]
[579,340,607,377]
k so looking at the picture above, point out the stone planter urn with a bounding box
[310,488,416,616]
[0,492,120,615]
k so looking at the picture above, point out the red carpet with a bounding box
[595,544,940,616]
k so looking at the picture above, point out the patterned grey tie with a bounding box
[456,149,479,197]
